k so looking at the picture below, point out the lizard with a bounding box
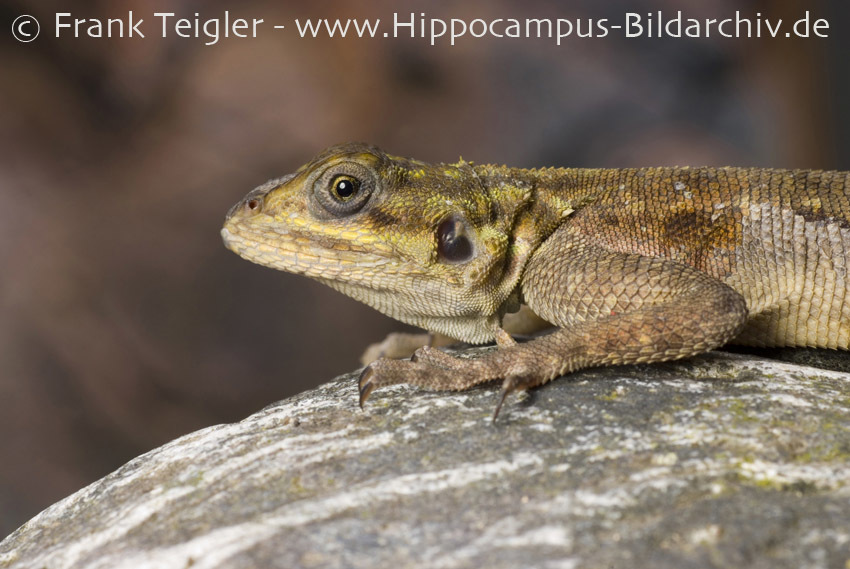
[221,142,850,417]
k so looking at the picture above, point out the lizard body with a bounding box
[222,143,850,414]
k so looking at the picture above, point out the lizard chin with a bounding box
[220,226,238,252]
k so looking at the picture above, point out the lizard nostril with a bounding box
[246,198,261,211]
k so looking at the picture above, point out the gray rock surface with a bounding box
[2,349,850,569]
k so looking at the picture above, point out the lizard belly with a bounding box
[727,204,850,349]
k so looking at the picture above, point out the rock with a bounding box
[1,350,849,569]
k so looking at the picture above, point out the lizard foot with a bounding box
[409,345,460,366]
[358,347,553,420]
[360,332,456,365]
[358,353,488,409]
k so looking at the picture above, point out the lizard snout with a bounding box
[226,188,266,221]
[225,173,299,221]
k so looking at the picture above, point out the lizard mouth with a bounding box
[221,220,395,281]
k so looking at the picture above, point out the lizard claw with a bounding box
[357,358,431,409]
[492,375,526,422]
[358,366,376,409]
[492,388,511,422]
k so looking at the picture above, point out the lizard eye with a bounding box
[312,163,375,217]
[437,216,473,263]
[331,175,360,201]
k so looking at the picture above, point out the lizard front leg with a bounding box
[359,226,748,417]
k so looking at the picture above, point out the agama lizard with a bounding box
[222,143,850,416]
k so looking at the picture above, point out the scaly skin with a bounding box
[222,143,850,417]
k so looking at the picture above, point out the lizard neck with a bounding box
[474,164,605,236]
[463,164,600,317]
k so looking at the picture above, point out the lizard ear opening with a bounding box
[437,215,474,263]
[312,162,375,216]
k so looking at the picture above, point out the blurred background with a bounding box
[1,0,848,537]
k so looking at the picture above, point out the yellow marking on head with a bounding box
[288,215,309,228]
[442,168,463,180]
[371,241,394,254]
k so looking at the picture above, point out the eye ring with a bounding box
[311,161,376,217]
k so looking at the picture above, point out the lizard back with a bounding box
[554,167,850,348]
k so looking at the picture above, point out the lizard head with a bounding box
[221,142,533,343]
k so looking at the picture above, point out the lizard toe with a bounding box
[411,346,463,368]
